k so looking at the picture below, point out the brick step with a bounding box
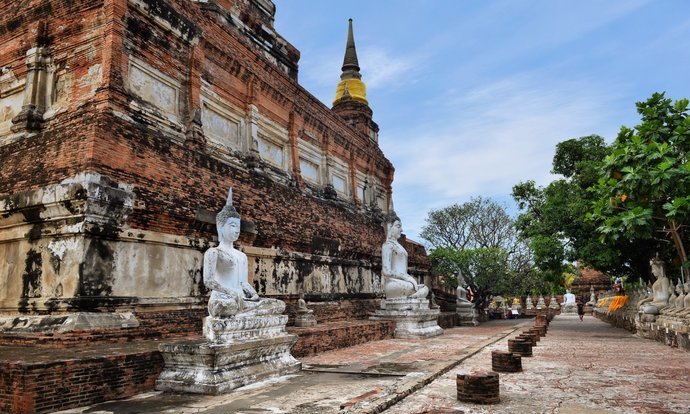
[0,319,396,413]
[0,341,164,414]
[287,319,395,357]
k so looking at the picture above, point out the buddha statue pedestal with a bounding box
[371,297,443,338]
[457,300,479,326]
[156,314,300,394]
[294,312,317,327]
[561,303,577,314]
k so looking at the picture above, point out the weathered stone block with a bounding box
[156,334,301,394]
[371,298,442,339]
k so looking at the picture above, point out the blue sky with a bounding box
[273,0,690,242]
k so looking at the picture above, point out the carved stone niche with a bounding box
[11,47,54,133]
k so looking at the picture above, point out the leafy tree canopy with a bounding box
[590,92,690,280]
[512,135,623,279]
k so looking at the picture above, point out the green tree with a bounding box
[512,135,621,281]
[422,197,535,295]
[591,92,690,280]
[420,196,516,251]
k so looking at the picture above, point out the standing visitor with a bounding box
[577,300,585,321]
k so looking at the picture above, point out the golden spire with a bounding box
[333,19,368,106]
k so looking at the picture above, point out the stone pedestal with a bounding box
[156,314,301,394]
[457,301,479,326]
[370,297,443,339]
[294,312,317,327]
[561,303,577,314]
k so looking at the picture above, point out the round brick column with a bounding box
[516,333,537,346]
[508,339,533,357]
[535,314,548,327]
[531,325,547,337]
[491,350,522,373]
[521,330,540,343]
[457,371,500,404]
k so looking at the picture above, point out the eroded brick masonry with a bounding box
[0,0,430,340]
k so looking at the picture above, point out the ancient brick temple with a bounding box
[0,0,430,341]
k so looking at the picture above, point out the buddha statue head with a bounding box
[650,256,665,279]
[216,188,241,245]
[384,211,402,241]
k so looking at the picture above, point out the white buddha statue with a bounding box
[674,280,684,309]
[525,296,534,310]
[204,189,284,318]
[381,214,429,299]
[456,272,471,305]
[638,257,671,315]
[560,289,576,313]
[587,286,597,305]
[684,281,690,309]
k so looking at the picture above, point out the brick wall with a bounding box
[288,319,395,357]
[0,352,163,414]
[0,0,430,319]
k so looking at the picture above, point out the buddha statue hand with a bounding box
[208,289,243,318]
[241,281,260,301]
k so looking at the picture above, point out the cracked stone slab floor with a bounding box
[52,316,689,414]
[385,314,690,414]
[52,320,522,414]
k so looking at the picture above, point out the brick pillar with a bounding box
[491,351,522,373]
[508,339,533,357]
[457,371,500,404]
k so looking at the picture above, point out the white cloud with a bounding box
[383,72,627,241]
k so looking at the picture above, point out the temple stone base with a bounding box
[457,303,479,326]
[635,312,658,339]
[157,314,301,394]
[561,304,577,315]
[294,312,317,327]
[202,314,288,342]
[370,298,443,339]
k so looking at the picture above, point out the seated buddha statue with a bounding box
[381,214,429,299]
[204,188,284,318]
[638,257,671,315]
[456,272,471,305]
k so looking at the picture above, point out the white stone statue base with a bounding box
[156,314,301,394]
[457,302,479,326]
[370,297,443,338]
[561,303,577,314]
[294,312,317,327]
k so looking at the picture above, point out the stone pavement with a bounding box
[53,316,690,414]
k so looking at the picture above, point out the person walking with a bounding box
[577,300,585,321]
